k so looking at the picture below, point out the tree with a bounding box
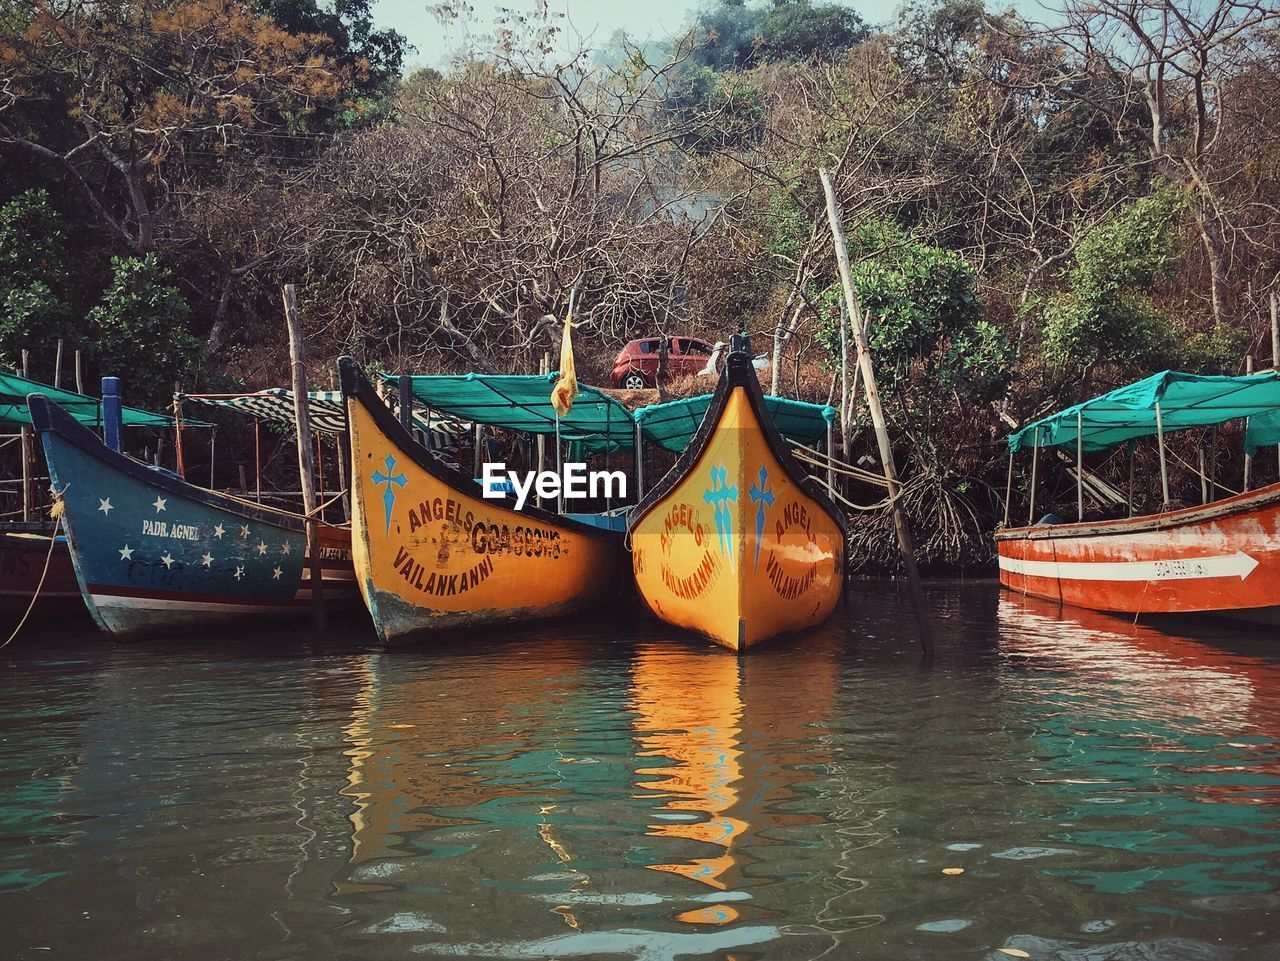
[692,0,869,70]
[0,189,75,368]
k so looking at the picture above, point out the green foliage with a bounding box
[0,189,75,366]
[88,255,200,407]
[1041,187,1187,372]
[816,220,1012,401]
[692,0,869,71]
[669,65,765,151]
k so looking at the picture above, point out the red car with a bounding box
[611,336,716,389]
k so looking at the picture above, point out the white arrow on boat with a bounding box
[998,551,1260,582]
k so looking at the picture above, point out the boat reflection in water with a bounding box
[995,593,1280,905]
[632,646,747,922]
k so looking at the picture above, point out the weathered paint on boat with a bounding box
[996,482,1280,624]
[0,527,83,621]
[628,351,846,652]
[29,393,357,639]
[338,356,623,646]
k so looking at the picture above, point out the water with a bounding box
[2,582,1279,960]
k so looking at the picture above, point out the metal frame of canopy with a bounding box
[1005,369,1280,525]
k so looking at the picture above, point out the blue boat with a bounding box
[28,393,358,639]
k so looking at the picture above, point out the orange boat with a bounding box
[338,357,624,645]
[997,370,1280,624]
[629,338,846,651]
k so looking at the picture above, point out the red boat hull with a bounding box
[996,482,1280,623]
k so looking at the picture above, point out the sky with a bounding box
[372,0,912,70]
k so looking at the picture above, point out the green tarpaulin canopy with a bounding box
[1008,370,1280,454]
[635,393,837,453]
[0,371,183,430]
[386,373,636,448]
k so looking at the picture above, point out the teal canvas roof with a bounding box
[0,370,183,430]
[635,393,837,453]
[1008,370,1280,453]
[386,373,636,448]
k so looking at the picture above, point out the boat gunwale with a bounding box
[28,392,317,534]
[337,356,622,544]
[627,350,848,535]
[996,479,1280,543]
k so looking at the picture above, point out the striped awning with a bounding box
[185,389,349,435]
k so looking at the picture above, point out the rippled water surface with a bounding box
[3,583,1280,960]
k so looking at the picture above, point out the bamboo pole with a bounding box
[1076,410,1084,521]
[54,339,63,388]
[473,423,483,479]
[1245,355,1254,491]
[74,349,83,394]
[254,419,262,502]
[1198,447,1208,504]
[315,432,325,520]
[826,419,836,496]
[820,167,933,655]
[1127,442,1134,517]
[536,355,547,508]
[20,350,31,522]
[282,283,325,640]
[839,300,850,458]
[634,421,645,500]
[1271,291,1279,473]
[173,385,186,479]
[1003,448,1014,527]
[1155,401,1170,508]
[1028,428,1039,525]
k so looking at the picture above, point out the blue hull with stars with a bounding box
[29,393,358,640]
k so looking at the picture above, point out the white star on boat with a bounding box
[152,496,167,513]
[240,525,250,538]
[213,523,225,539]
[272,566,283,580]
[161,553,175,569]
[119,544,134,560]
[234,566,244,580]
[201,553,213,567]
[281,542,292,555]
[256,542,267,556]
[98,498,113,515]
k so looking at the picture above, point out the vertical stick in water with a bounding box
[819,167,933,656]
[282,283,325,641]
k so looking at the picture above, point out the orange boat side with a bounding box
[996,481,1280,621]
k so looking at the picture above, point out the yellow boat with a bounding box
[338,357,623,645]
[629,340,847,651]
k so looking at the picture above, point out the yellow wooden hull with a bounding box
[629,353,846,651]
[339,357,622,646]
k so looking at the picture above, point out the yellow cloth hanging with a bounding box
[551,313,579,418]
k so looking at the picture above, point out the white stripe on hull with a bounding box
[91,594,307,614]
[998,551,1260,582]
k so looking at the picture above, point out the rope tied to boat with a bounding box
[1,485,68,651]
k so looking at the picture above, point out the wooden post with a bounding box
[315,433,325,520]
[74,350,83,394]
[820,167,933,655]
[536,355,547,507]
[254,419,262,503]
[282,283,325,640]
[473,423,483,479]
[1155,401,1170,508]
[635,421,645,500]
[1198,447,1208,504]
[173,384,186,479]
[209,426,216,489]
[336,431,351,522]
[1028,428,1040,525]
[397,376,413,433]
[1003,448,1014,526]
[839,300,850,457]
[1127,442,1135,517]
[20,350,31,522]
[1076,410,1084,522]
[1272,292,1279,473]
[826,419,836,496]
[54,339,63,388]
[1245,355,1254,492]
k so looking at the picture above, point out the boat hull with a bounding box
[30,395,358,640]
[0,527,84,622]
[996,482,1280,623]
[629,353,846,651]
[339,357,623,646]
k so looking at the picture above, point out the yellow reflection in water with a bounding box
[632,646,746,895]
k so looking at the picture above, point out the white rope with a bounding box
[1,488,67,650]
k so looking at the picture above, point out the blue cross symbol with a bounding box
[703,464,738,570]
[372,455,407,536]
[748,465,774,572]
